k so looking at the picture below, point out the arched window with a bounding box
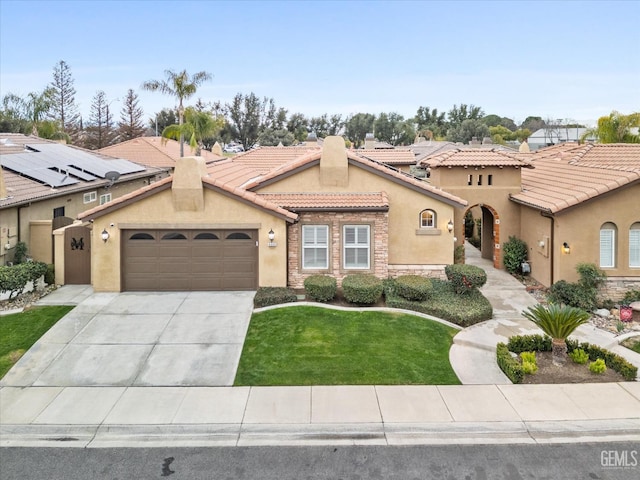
[130,232,154,240]
[194,232,219,240]
[630,222,640,268]
[162,232,187,240]
[600,222,617,268]
[420,209,436,228]
[226,232,251,240]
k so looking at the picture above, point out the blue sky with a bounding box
[1,0,638,127]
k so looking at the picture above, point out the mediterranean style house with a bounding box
[0,134,167,276]
[44,134,640,299]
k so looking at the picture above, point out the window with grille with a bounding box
[600,222,617,268]
[343,225,370,269]
[630,223,640,268]
[302,225,329,269]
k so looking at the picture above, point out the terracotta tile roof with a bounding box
[422,148,534,169]
[259,192,390,211]
[355,149,416,165]
[231,145,322,173]
[78,172,298,223]
[244,149,467,207]
[1,134,165,209]
[511,143,640,213]
[205,159,263,187]
[98,136,224,168]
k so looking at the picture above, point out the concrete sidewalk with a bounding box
[2,383,640,447]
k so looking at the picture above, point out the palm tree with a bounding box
[522,304,590,366]
[141,69,212,157]
[581,111,640,144]
[160,107,223,155]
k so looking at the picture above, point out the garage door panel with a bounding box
[123,229,257,291]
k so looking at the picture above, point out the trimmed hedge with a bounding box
[303,275,337,302]
[384,278,492,327]
[394,275,432,302]
[254,287,298,308]
[566,338,638,381]
[342,274,383,305]
[498,334,638,382]
[507,334,552,353]
[444,264,487,294]
[503,236,528,275]
[0,261,48,300]
[497,342,523,384]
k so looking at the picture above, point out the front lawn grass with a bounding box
[0,305,73,378]
[621,336,640,354]
[234,306,460,386]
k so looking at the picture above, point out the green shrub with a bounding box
[468,236,481,248]
[503,236,528,275]
[23,261,48,284]
[589,358,607,374]
[0,261,47,300]
[548,280,597,311]
[522,360,538,374]
[569,348,589,364]
[566,339,638,381]
[303,275,337,302]
[454,244,465,264]
[394,275,432,301]
[444,264,487,294]
[45,264,56,285]
[385,279,492,327]
[496,342,523,384]
[622,289,640,304]
[507,334,552,353]
[576,263,606,290]
[253,287,298,308]
[342,274,383,305]
[464,211,475,238]
[520,351,537,364]
[12,241,28,264]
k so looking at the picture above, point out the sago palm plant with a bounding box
[522,304,590,365]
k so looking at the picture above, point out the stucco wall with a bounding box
[0,208,18,264]
[518,206,553,286]
[29,220,53,264]
[88,187,290,291]
[255,164,457,266]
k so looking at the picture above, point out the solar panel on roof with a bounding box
[24,143,145,178]
[0,156,79,187]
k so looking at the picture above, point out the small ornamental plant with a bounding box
[589,358,607,374]
[522,361,538,374]
[569,348,589,365]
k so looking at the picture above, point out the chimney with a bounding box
[320,136,348,187]
[171,156,208,211]
[469,136,481,148]
[482,137,493,145]
[211,141,223,156]
[364,133,376,149]
[0,166,7,199]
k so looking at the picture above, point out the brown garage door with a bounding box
[122,229,258,291]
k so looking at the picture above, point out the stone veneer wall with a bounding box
[387,264,447,280]
[600,277,640,302]
[287,211,388,288]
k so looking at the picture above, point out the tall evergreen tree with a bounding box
[49,60,80,139]
[118,89,146,141]
[85,90,115,149]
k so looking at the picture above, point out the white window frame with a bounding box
[302,225,329,270]
[83,191,97,204]
[630,223,640,268]
[600,223,616,268]
[99,193,112,205]
[343,224,370,270]
[420,209,436,228]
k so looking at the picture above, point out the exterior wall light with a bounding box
[268,229,276,247]
[101,229,110,243]
[562,242,570,254]
[447,219,454,233]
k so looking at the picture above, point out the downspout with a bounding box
[541,210,555,285]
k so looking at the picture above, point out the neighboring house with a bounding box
[75,136,467,292]
[511,143,640,298]
[98,136,224,170]
[0,133,167,269]
[527,127,595,151]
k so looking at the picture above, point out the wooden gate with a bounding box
[64,225,91,284]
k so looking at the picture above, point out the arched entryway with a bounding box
[464,204,501,268]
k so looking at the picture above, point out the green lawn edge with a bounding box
[235,306,461,386]
[0,305,74,378]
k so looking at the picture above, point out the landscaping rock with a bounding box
[595,308,611,318]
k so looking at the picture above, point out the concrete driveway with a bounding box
[0,286,255,387]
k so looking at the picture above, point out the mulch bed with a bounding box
[522,351,627,384]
